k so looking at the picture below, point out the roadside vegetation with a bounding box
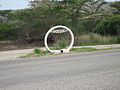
[20,47,120,58]
[20,48,52,58]
[0,0,120,47]
[20,48,98,58]
[75,33,117,46]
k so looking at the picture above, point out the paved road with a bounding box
[0,50,120,90]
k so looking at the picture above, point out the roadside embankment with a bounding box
[0,44,120,62]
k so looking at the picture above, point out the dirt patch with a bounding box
[0,49,33,61]
[0,42,42,52]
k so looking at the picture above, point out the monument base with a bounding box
[61,49,69,53]
[51,49,69,54]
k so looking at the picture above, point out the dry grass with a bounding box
[0,40,12,44]
[75,33,117,46]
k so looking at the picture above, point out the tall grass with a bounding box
[0,40,12,44]
[52,39,68,49]
[75,33,117,46]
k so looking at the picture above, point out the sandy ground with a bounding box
[0,44,120,62]
[0,49,33,61]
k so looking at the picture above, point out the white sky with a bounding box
[0,0,29,10]
[0,0,118,10]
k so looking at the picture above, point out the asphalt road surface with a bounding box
[0,49,120,90]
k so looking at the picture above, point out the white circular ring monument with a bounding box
[44,25,74,54]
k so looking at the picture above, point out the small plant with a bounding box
[34,48,51,55]
[34,48,42,54]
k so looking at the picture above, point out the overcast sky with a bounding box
[0,0,118,10]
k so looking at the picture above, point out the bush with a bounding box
[117,35,120,43]
[34,48,49,55]
[95,15,120,36]
[0,22,16,40]
[117,26,120,43]
[34,48,42,54]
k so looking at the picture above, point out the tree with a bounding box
[0,22,16,40]
[80,0,113,20]
[28,0,52,8]
[110,1,120,14]
[95,15,120,36]
[0,10,12,22]
[0,0,116,44]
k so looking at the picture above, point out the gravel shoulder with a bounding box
[0,44,120,62]
[0,49,33,61]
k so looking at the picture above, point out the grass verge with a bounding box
[19,47,120,58]
[70,48,99,52]
[20,48,52,58]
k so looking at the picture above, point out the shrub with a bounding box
[117,35,120,43]
[117,26,120,43]
[34,48,49,55]
[95,15,120,36]
[0,22,16,40]
[34,48,42,54]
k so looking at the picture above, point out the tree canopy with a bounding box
[0,0,119,45]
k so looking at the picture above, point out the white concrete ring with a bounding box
[44,25,74,53]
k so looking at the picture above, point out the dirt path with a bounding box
[0,49,33,61]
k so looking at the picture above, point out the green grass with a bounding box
[20,52,52,58]
[20,48,52,58]
[70,48,99,52]
[71,47,120,52]
[20,47,120,58]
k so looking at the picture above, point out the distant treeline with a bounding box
[0,0,120,45]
